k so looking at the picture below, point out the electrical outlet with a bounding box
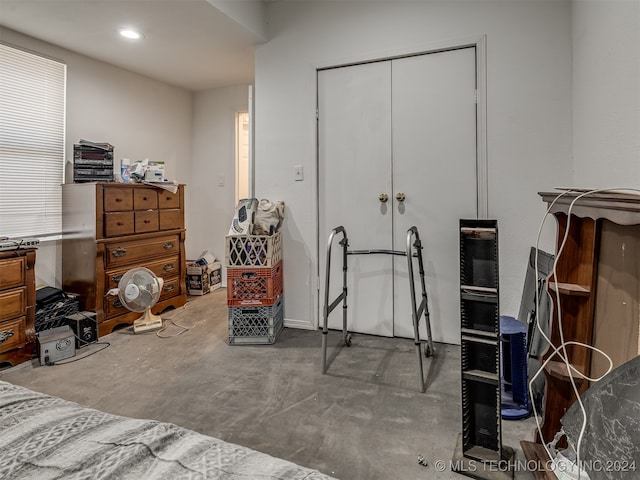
[294,165,304,181]
[218,175,225,186]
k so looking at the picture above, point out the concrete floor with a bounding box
[1,289,539,480]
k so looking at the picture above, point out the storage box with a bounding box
[144,162,165,182]
[187,261,222,295]
[225,231,282,268]
[228,296,284,345]
[210,264,222,291]
[227,261,283,306]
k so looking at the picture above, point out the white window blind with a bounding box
[0,43,66,238]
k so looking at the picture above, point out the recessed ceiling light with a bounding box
[119,28,144,40]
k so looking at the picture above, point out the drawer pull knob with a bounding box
[144,219,151,224]
[112,248,127,257]
[164,284,175,292]
[163,263,175,272]
[113,299,123,308]
[112,274,123,283]
[116,197,123,202]
[143,196,148,200]
[117,222,124,226]
[163,242,174,250]
[0,329,15,345]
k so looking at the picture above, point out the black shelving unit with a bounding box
[453,219,514,479]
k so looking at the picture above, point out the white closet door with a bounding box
[318,61,394,337]
[391,48,477,344]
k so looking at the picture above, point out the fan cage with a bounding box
[118,267,161,312]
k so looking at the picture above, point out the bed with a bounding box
[0,380,336,480]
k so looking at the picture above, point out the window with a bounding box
[0,43,66,238]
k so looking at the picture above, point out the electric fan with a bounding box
[117,267,164,333]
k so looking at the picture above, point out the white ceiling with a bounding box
[0,0,268,91]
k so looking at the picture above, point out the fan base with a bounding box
[133,310,163,334]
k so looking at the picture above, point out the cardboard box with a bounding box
[187,262,210,295]
[144,161,165,182]
[187,261,222,295]
[210,263,222,291]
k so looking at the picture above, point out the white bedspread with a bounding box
[0,380,336,480]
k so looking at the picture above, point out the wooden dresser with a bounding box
[537,191,640,443]
[522,190,640,479]
[0,249,36,367]
[62,183,187,337]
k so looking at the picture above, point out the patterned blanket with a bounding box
[0,380,335,480]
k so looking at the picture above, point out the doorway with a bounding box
[235,111,250,206]
[318,46,480,345]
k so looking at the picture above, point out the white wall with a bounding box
[572,0,640,188]
[255,1,573,332]
[189,85,249,269]
[0,27,193,288]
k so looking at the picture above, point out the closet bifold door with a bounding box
[458,219,502,462]
[391,47,477,344]
[318,61,394,337]
[318,47,477,342]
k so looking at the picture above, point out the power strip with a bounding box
[0,237,40,251]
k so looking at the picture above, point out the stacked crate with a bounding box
[35,291,79,333]
[225,231,283,345]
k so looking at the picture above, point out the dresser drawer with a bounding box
[134,188,159,210]
[159,276,180,300]
[0,286,26,322]
[104,276,180,319]
[158,191,180,209]
[104,212,135,237]
[159,209,183,230]
[0,316,26,353]
[0,256,26,290]
[135,210,159,233]
[104,187,134,212]
[105,256,180,290]
[105,234,181,268]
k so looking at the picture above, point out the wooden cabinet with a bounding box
[0,249,36,367]
[62,183,187,337]
[536,191,640,445]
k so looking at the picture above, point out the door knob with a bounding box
[396,192,406,202]
[379,193,389,203]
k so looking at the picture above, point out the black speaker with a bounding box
[65,312,98,348]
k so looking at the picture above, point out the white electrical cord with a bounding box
[529,187,640,477]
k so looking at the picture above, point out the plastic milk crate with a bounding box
[35,296,79,332]
[228,296,284,345]
[227,261,283,306]
[225,231,282,268]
